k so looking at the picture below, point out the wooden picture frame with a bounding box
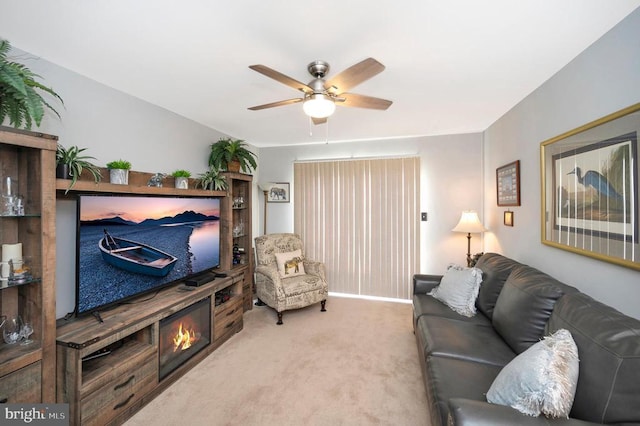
[267,182,290,203]
[496,160,521,206]
[541,103,640,271]
[504,211,514,227]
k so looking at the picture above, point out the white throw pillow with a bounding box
[428,264,482,317]
[274,250,306,278]
[487,329,579,418]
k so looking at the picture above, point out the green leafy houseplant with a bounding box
[197,167,228,191]
[106,159,132,170]
[208,138,257,174]
[0,39,63,130]
[56,144,102,193]
[106,159,132,185]
[171,169,191,189]
[171,169,191,178]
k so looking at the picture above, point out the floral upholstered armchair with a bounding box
[254,233,328,325]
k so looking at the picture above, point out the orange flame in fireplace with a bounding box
[173,323,198,352]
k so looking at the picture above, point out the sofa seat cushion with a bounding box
[423,355,504,426]
[417,315,514,367]
[546,292,640,424]
[492,264,579,354]
[473,253,521,320]
[413,294,492,327]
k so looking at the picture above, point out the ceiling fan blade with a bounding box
[324,58,385,94]
[248,98,303,111]
[311,117,328,125]
[337,93,393,110]
[249,65,313,94]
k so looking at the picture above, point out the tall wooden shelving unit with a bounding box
[220,172,254,311]
[0,126,57,402]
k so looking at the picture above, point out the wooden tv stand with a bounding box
[56,270,244,426]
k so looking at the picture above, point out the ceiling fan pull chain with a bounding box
[325,118,330,144]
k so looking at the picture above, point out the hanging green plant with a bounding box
[0,39,63,130]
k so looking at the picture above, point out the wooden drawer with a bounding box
[214,297,242,339]
[80,354,156,426]
[0,362,41,403]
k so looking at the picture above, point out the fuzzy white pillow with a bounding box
[428,264,483,317]
[487,329,579,418]
[274,250,306,278]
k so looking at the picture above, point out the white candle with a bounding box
[5,177,11,196]
[2,243,22,262]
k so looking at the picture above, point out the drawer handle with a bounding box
[0,397,7,404]
[114,375,135,391]
[226,308,236,316]
[225,320,235,329]
[113,393,135,410]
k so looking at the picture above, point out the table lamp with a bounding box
[452,210,487,267]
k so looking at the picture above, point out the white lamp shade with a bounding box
[303,94,336,118]
[258,182,275,192]
[452,210,487,233]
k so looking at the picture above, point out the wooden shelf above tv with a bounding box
[56,169,226,197]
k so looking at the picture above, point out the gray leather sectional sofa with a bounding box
[413,253,640,425]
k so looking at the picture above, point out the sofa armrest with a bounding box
[413,274,442,294]
[448,399,600,426]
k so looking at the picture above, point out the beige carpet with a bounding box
[125,296,429,426]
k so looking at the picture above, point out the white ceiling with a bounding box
[1,1,638,147]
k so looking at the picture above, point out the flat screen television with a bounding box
[76,194,221,316]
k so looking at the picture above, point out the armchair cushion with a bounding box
[275,249,306,278]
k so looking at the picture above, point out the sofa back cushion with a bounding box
[492,265,578,354]
[473,253,521,319]
[546,292,640,424]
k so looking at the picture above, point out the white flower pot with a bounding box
[109,169,129,185]
[174,177,188,189]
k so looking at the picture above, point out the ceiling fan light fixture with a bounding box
[303,93,336,118]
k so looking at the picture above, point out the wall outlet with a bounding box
[421,212,428,221]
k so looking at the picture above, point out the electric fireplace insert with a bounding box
[158,297,211,380]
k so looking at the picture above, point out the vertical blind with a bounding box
[294,157,420,300]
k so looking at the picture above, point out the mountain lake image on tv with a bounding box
[76,194,221,315]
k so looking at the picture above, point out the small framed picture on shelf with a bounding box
[496,160,521,206]
[267,182,290,203]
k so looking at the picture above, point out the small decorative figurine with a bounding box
[147,173,166,187]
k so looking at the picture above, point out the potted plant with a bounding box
[171,169,191,189]
[208,138,257,174]
[197,167,228,191]
[0,39,63,130]
[106,159,132,185]
[56,144,102,193]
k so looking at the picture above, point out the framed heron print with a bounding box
[540,103,640,270]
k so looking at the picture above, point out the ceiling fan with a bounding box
[248,57,392,125]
